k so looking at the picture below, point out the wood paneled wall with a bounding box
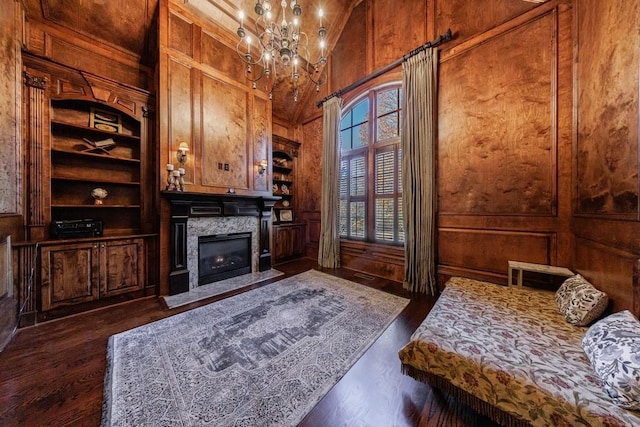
[0,0,23,351]
[297,0,640,296]
[157,0,273,294]
[0,1,23,220]
[159,0,272,197]
[22,0,157,91]
[437,2,574,283]
[571,0,640,311]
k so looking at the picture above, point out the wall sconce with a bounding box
[176,142,189,166]
[257,159,268,176]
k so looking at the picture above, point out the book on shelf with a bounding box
[83,137,116,148]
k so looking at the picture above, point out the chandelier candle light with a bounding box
[236,0,328,101]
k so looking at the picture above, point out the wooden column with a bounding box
[259,198,278,271]
[23,72,48,241]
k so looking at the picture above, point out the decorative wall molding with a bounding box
[23,72,48,89]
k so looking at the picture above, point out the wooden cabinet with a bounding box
[19,54,157,321]
[41,238,144,310]
[272,135,300,225]
[273,223,307,263]
[271,135,306,263]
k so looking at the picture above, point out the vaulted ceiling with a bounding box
[22,0,360,121]
[21,0,544,121]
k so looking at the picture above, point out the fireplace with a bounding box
[163,191,279,295]
[198,233,251,285]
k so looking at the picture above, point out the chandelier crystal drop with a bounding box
[236,0,328,102]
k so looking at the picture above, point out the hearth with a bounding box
[198,233,251,285]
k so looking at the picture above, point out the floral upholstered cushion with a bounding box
[398,277,640,427]
[555,274,609,326]
[582,310,640,410]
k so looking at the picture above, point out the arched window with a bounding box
[339,84,404,244]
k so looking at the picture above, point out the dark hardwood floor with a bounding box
[0,258,499,426]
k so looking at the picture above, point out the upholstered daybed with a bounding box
[398,277,640,427]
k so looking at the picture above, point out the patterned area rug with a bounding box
[102,269,409,426]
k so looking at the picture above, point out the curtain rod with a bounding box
[316,28,453,108]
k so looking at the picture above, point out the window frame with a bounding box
[339,83,403,245]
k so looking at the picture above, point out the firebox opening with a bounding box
[198,232,251,285]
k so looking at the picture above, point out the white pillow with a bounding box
[582,310,640,410]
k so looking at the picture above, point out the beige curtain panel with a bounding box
[402,48,438,295]
[318,96,343,268]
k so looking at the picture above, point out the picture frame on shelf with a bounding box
[279,209,293,222]
[90,107,122,133]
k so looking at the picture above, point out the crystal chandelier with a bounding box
[236,1,327,102]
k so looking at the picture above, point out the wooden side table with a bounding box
[508,261,574,286]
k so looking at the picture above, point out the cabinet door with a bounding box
[292,225,306,257]
[273,226,293,260]
[41,242,100,310]
[100,238,144,297]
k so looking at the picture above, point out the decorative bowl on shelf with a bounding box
[91,187,108,205]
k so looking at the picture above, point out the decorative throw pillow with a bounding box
[554,274,608,326]
[582,310,640,410]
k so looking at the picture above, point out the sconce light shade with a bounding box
[257,159,268,175]
[177,142,189,165]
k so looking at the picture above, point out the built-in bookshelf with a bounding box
[271,135,306,262]
[49,100,143,235]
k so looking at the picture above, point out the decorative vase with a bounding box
[91,187,108,205]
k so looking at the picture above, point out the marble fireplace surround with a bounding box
[162,192,279,295]
[187,217,257,290]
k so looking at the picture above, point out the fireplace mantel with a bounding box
[162,191,279,295]
[161,191,280,216]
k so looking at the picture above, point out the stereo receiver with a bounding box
[50,219,103,238]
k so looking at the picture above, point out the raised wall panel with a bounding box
[372,0,426,69]
[168,57,194,180]
[200,73,248,189]
[201,31,246,83]
[571,0,640,319]
[439,13,556,215]
[438,228,556,276]
[38,0,155,56]
[575,0,639,216]
[341,240,405,283]
[253,97,270,192]
[169,11,193,58]
[435,0,537,47]
[47,35,148,89]
[573,237,637,314]
[330,1,367,92]
[300,116,323,213]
